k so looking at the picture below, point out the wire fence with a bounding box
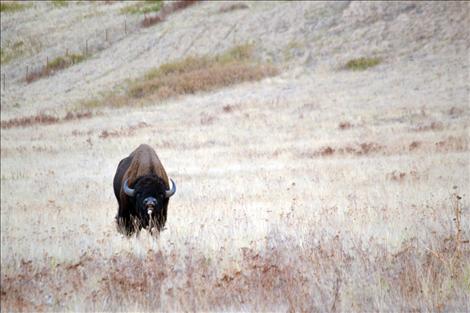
[0,0,200,91]
[24,18,142,84]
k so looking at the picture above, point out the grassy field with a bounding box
[1,1,469,312]
[1,64,469,310]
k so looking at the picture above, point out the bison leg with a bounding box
[116,214,134,236]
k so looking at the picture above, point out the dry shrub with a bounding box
[306,142,385,158]
[77,44,275,110]
[26,53,86,83]
[303,135,469,160]
[435,136,468,152]
[99,122,150,139]
[222,105,234,113]
[1,114,59,129]
[142,14,164,27]
[218,3,249,14]
[320,146,335,156]
[2,216,468,312]
[200,112,216,125]
[409,140,421,151]
[99,130,120,139]
[386,170,421,182]
[141,0,199,28]
[130,63,278,100]
[344,57,381,71]
[448,107,464,117]
[64,111,92,120]
[1,111,92,129]
[386,170,407,182]
[356,142,383,155]
[338,121,352,129]
[411,121,444,132]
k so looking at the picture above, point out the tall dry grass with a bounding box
[1,82,468,310]
[1,196,468,311]
[79,44,278,110]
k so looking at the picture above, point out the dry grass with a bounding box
[141,0,199,27]
[80,44,278,109]
[1,82,468,310]
[0,111,92,129]
[1,196,468,311]
[120,0,163,15]
[218,3,249,14]
[1,3,469,310]
[129,63,277,99]
[0,1,31,13]
[50,0,69,8]
[344,57,381,71]
[26,52,87,83]
[0,41,26,64]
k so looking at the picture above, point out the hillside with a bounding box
[1,1,469,312]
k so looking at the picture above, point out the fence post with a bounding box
[85,39,88,55]
[2,73,5,91]
[46,56,49,68]
[26,66,29,81]
[66,48,69,57]
[105,29,108,42]
[124,20,127,35]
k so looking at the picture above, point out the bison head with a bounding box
[123,175,176,229]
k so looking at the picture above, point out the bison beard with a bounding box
[113,144,176,236]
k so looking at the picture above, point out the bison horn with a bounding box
[123,179,135,197]
[165,178,176,198]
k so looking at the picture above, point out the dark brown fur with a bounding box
[119,144,169,210]
[113,144,172,235]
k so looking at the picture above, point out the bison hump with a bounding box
[124,144,169,187]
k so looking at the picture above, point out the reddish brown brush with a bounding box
[1,114,59,129]
[1,111,92,129]
[338,121,352,129]
[141,0,199,28]
[1,225,468,312]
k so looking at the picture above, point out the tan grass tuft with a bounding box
[80,44,278,109]
[26,53,87,83]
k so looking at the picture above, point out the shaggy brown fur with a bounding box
[119,144,169,210]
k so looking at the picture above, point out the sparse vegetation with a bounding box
[1,111,92,129]
[120,0,163,15]
[1,1,469,312]
[283,40,303,61]
[0,41,25,64]
[79,44,278,109]
[26,52,87,83]
[344,57,381,71]
[141,0,199,27]
[0,192,468,311]
[1,37,42,64]
[218,2,249,14]
[0,1,31,13]
[50,0,69,8]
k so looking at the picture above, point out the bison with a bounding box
[113,144,176,236]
